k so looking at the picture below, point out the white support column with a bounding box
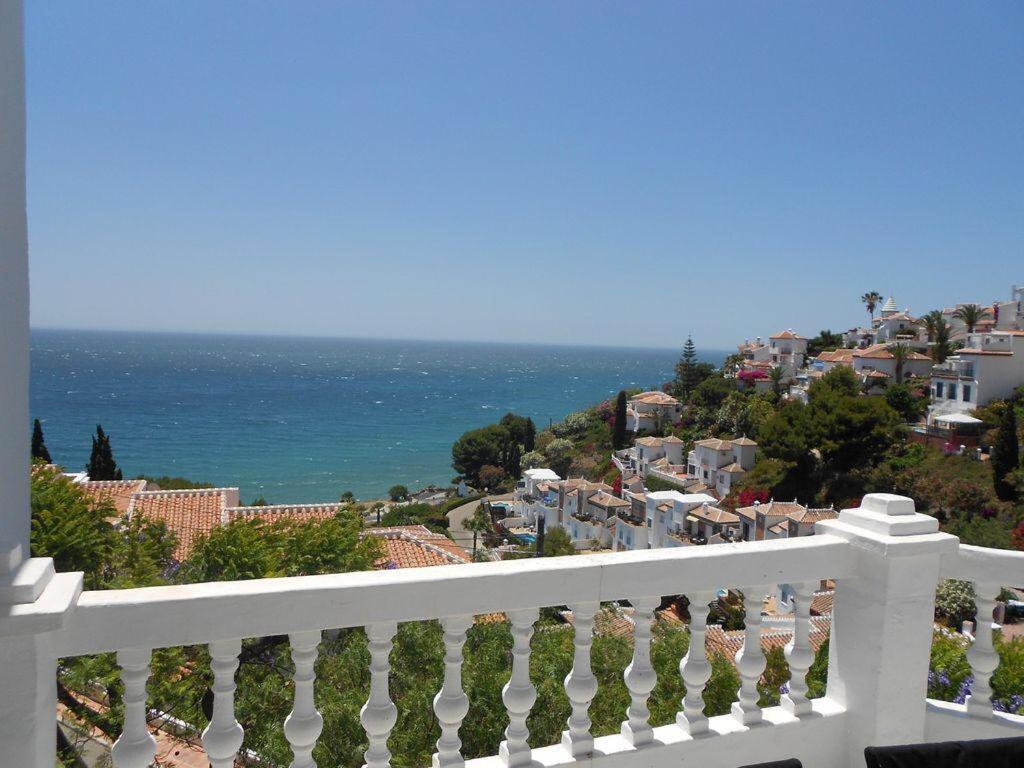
[965,583,999,718]
[817,493,958,766]
[499,608,538,768]
[0,0,30,572]
[202,638,245,768]
[0,6,84,767]
[562,601,599,757]
[781,581,817,717]
[433,615,472,768]
[111,648,157,768]
[732,586,767,726]
[285,630,323,768]
[678,590,714,736]
[621,595,659,746]
[361,622,398,768]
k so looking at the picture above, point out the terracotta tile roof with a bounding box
[770,329,807,340]
[706,618,830,663]
[862,369,890,378]
[719,462,746,473]
[689,503,739,525]
[225,503,342,524]
[366,525,470,569]
[811,591,834,617]
[79,479,148,517]
[735,500,805,521]
[788,507,838,524]
[635,436,664,447]
[589,491,630,508]
[630,391,681,406]
[129,489,235,561]
[854,343,930,361]
[563,605,636,638]
[694,438,734,451]
[731,436,757,446]
[817,348,855,364]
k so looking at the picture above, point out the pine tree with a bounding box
[524,418,536,453]
[612,390,628,449]
[675,335,700,401]
[87,424,122,481]
[992,405,1020,502]
[31,418,52,463]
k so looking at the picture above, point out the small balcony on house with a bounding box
[931,360,975,380]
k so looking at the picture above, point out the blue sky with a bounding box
[25,1,1023,350]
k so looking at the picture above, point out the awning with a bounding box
[933,413,983,425]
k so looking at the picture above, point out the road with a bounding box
[447,493,513,551]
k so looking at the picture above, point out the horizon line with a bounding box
[30,325,736,355]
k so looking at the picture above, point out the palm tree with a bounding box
[464,503,492,557]
[887,343,911,384]
[932,316,954,364]
[921,310,944,342]
[862,291,883,323]
[953,303,985,334]
[769,365,786,396]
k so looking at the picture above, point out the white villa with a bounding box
[768,329,809,374]
[735,500,838,542]
[625,390,683,432]
[928,330,1024,421]
[850,343,933,385]
[687,437,758,498]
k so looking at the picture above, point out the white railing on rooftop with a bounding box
[3,495,1024,768]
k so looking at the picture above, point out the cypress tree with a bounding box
[675,335,700,401]
[31,418,52,463]
[992,405,1020,501]
[504,439,522,480]
[524,418,536,453]
[613,390,628,449]
[87,424,122,481]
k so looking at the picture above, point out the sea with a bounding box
[30,329,726,503]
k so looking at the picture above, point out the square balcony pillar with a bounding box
[816,493,958,765]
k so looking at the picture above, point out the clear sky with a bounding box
[25,1,1024,350]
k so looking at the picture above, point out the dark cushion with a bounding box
[864,736,1024,768]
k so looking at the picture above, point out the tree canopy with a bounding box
[31,418,52,463]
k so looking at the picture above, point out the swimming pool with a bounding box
[515,533,536,544]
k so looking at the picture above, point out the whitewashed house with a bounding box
[928,330,1024,420]
[768,330,809,374]
[851,343,934,385]
[625,391,683,433]
[686,437,758,498]
[735,500,838,542]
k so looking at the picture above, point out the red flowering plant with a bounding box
[737,369,768,387]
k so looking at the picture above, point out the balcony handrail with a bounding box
[941,543,1024,585]
[54,534,854,658]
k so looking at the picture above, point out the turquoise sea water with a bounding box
[30,330,725,503]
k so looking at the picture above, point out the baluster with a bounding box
[202,638,244,768]
[966,583,999,717]
[499,608,538,768]
[361,622,398,768]
[433,615,473,768]
[111,648,157,768]
[562,601,599,757]
[782,582,816,717]
[732,587,767,726]
[678,590,715,735]
[285,630,323,768]
[622,596,659,746]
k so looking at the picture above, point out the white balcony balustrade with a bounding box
[1,494,1022,768]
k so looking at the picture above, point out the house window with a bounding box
[935,382,944,399]
[963,385,972,402]
[948,384,957,400]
